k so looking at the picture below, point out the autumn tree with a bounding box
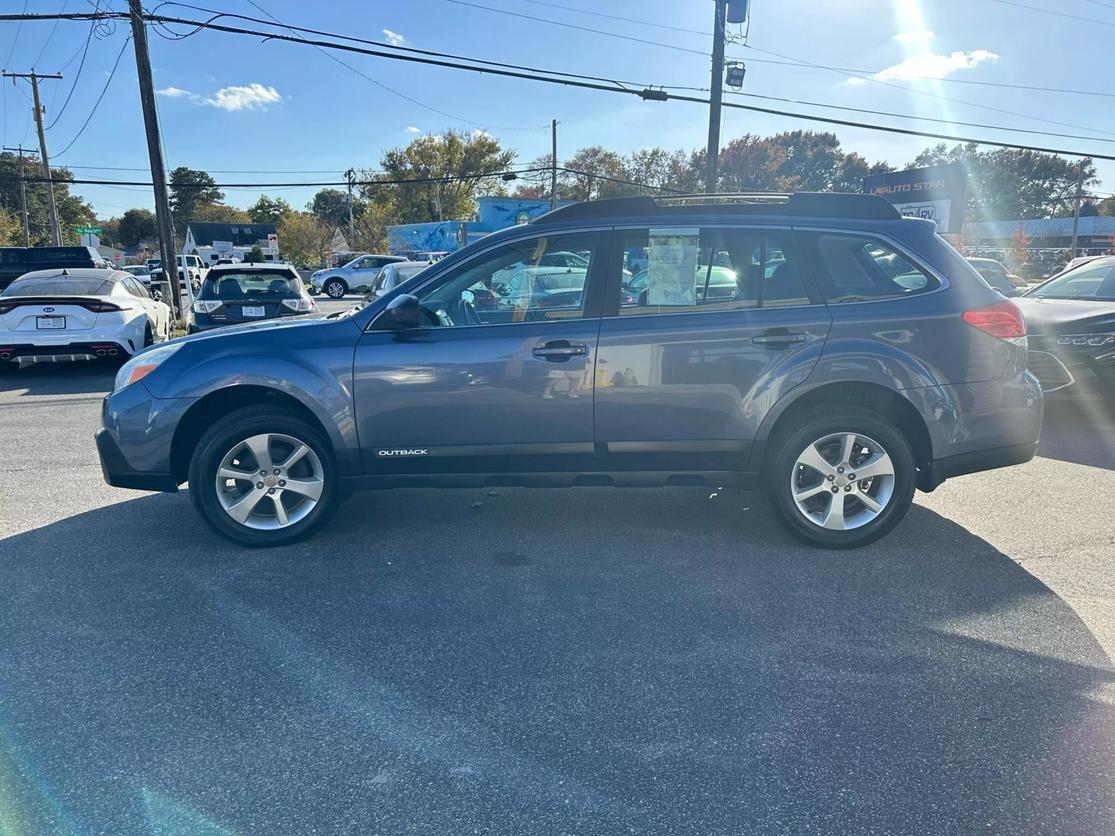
[309,187,360,228]
[0,208,18,245]
[0,151,95,245]
[278,211,334,266]
[190,203,252,224]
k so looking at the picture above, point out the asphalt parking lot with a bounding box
[1,359,1113,834]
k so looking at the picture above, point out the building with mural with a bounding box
[387,197,574,257]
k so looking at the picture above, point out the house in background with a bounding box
[182,222,278,264]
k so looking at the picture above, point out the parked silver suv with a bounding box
[309,253,406,298]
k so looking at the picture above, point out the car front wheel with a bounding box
[765,405,916,549]
[188,406,339,546]
[323,279,347,298]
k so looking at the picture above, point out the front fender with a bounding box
[143,337,359,461]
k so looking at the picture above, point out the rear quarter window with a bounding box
[812,235,939,303]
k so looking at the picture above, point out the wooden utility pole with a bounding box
[704,0,728,194]
[345,168,356,246]
[2,144,32,246]
[550,119,558,210]
[128,0,181,317]
[3,71,63,245]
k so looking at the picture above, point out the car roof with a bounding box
[13,267,126,282]
[392,261,432,269]
[966,257,1003,267]
[206,262,299,272]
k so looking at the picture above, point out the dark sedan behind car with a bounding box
[1017,255,1115,400]
[189,263,314,332]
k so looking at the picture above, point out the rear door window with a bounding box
[202,271,303,299]
[812,235,939,303]
[611,227,815,316]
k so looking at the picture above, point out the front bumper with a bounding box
[1027,340,1115,399]
[95,383,196,493]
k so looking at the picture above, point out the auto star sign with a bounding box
[863,163,968,234]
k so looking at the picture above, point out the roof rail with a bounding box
[532,191,901,224]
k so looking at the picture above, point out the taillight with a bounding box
[84,301,123,313]
[963,301,1026,341]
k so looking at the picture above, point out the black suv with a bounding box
[97,193,1043,549]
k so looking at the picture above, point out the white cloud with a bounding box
[206,83,282,111]
[383,29,405,46]
[405,126,422,133]
[844,77,867,86]
[846,49,998,85]
[158,82,282,111]
[894,29,933,43]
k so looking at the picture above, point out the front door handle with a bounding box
[752,329,808,347]
[533,340,589,361]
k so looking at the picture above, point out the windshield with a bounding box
[396,265,427,282]
[3,278,113,296]
[201,271,302,299]
[1028,261,1115,301]
[25,247,95,265]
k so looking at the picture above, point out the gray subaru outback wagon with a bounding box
[96,193,1043,549]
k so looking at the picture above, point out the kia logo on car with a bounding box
[42,307,54,312]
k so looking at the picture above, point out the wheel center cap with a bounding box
[264,475,279,488]
[835,475,848,488]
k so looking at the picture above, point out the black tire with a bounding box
[324,279,347,299]
[188,405,340,547]
[764,404,916,549]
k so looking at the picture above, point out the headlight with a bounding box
[114,342,183,392]
[192,299,222,314]
[281,297,315,312]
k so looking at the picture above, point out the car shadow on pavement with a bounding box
[0,362,116,396]
[1038,399,1115,471]
[1,488,1113,835]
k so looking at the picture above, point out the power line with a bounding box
[236,0,546,132]
[992,0,1115,26]
[32,0,70,68]
[13,9,1115,163]
[53,35,130,159]
[439,0,716,57]
[44,18,95,130]
[511,0,711,36]
[3,2,30,69]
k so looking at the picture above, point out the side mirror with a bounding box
[382,293,420,328]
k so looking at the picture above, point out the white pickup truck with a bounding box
[150,254,208,290]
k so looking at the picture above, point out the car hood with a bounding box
[1015,297,1115,335]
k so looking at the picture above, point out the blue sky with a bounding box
[2,0,1113,217]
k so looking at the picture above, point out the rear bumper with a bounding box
[0,341,128,362]
[95,427,179,492]
[920,441,1038,492]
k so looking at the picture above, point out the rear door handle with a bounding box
[533,340,589,361]
[751,330,808,346]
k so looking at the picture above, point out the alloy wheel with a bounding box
[215,433,324,530]
[790,431,896,531]
[325,281,345,298]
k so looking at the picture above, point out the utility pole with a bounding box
[550,119,558,210]
[2,144,32,246]
[704,0,728,194]
[1069,160,1085,258]
[128,0,181,317]
[345,168,356,246]
[4,71,63,245]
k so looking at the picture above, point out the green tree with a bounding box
[246,243,265,263]
[0,208,18,245]
[309,188,360,228]
[361,129,515,222]
[912,143,1097,221]
[1098,196,1115,217]
[0,152,95,245]
[169,167,223,233]
[115,208,158,247]
[190,203,252,223]
[248,194,293,225]
[558,146,627,201]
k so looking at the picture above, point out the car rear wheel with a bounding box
[188,406,339,547]
[323,279,347,299]
[765,405,916,549]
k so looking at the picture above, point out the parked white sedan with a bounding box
[0,268,171,365]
